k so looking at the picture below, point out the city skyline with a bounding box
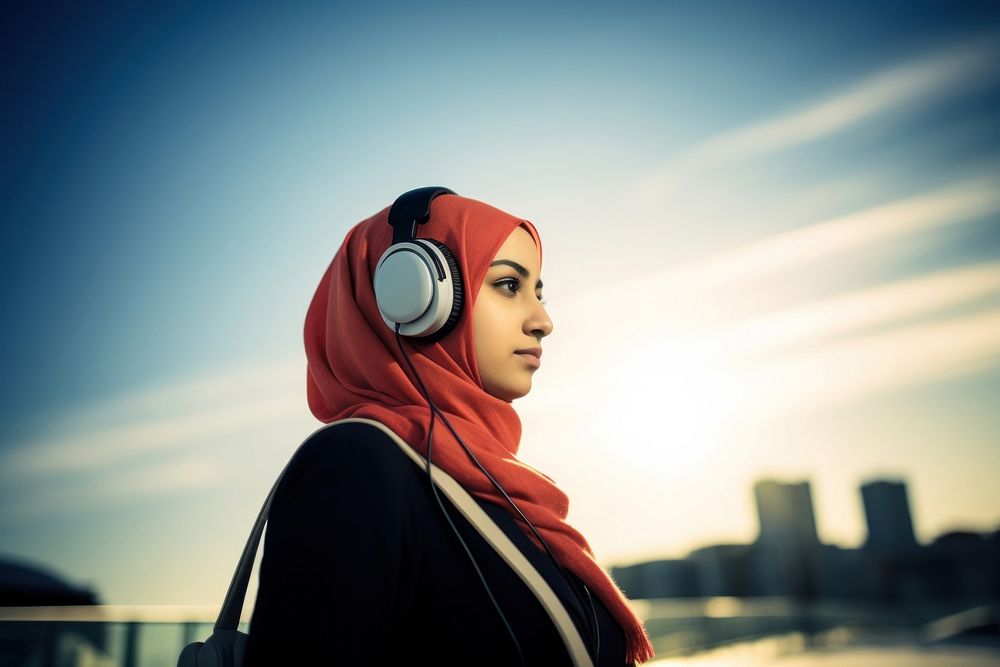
[612,475,999,605]
[613,473,996,567]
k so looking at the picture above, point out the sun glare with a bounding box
[593,338,743,479]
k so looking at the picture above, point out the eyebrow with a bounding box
[490,260,543,289]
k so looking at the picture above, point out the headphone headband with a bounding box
[387,186,456,245]
[374,186,464,341]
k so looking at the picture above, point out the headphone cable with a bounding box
[418,382,601,663]
[394,325,600,664]
[395,325,526,667]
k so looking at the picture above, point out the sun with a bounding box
[592,337,743,479]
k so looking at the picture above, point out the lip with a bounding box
[514,348,542,369]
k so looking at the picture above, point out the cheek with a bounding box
[473,299,504,367]
[473,304,492,355]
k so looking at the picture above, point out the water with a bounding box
[650,635,1000,666]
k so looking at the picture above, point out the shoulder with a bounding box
[270,419,422,514]
[298,419,417,474]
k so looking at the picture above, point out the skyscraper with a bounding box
[752,480,823,598]
[861,479,919,557]
[755,480,821,546]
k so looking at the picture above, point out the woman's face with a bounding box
[473,225,554,402]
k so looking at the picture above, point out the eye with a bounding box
[495,277,547,305]
[495,277,520,296]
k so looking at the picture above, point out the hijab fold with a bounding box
[304,194,654,664]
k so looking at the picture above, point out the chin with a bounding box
[486,379,532,403]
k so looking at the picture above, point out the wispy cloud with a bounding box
[544,175,1000,429]
[47,359,306,433]
[637,36,1000,190]
[602,173,1000,300]
[2,456,222,520]
[699,261,1000,361]
[729,307,1000,421]
[0,359,308,480]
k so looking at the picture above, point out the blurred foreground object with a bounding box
[0,555,107,667]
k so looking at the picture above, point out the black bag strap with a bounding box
[213,421,336,631]
[212,419,594,667]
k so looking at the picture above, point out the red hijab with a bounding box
[304,194,654,664]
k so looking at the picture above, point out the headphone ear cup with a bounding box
[373,239,464,341]
[373,244,437,327]
[419,239,464,343]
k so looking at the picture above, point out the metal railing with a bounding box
[1,599,995,667]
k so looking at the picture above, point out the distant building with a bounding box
[859,479,927,601]
[922,530,1000,600]
[861,479,919,557]
[610,558,698,599]
[688,544,752,597]
[818,545,878,599]
[752,480,823,599]
[609,478,1000,607]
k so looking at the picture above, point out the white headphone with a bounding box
[373,187,465,342]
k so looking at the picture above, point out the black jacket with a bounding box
[244,420,633,666]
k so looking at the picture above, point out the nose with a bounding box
[526,299,553,340]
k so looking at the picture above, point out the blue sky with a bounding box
[1,1,998,606]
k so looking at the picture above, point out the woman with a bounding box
[244,189,654,665]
